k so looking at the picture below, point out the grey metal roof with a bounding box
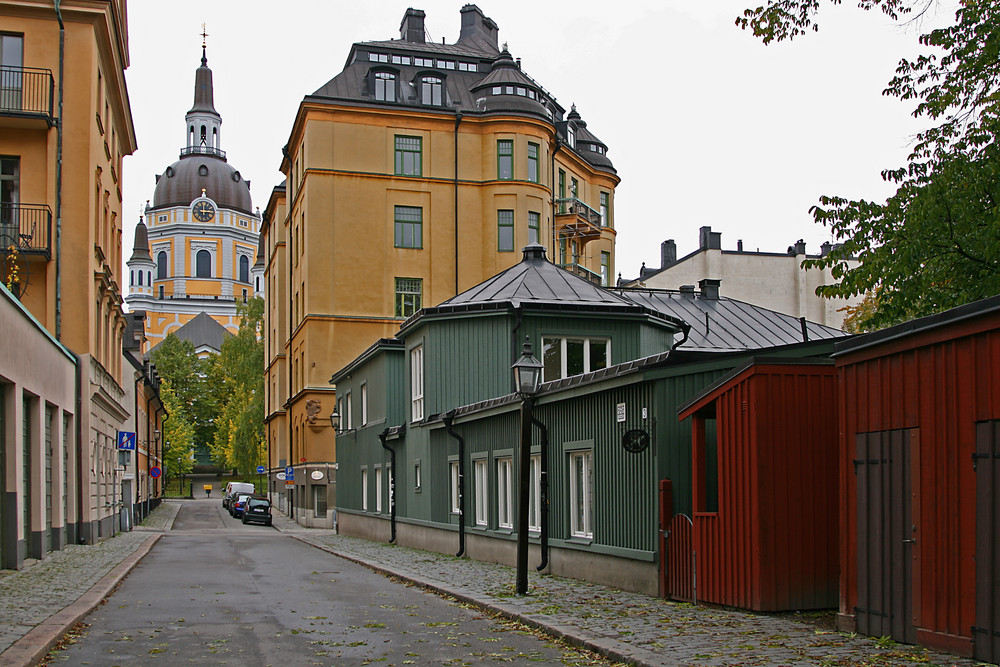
[169,311,232,354]
[188,49,220,117]
[612,288,846,351]
[399,244,686,336]
[129,219,151,262]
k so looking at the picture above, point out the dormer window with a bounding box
[374,71,396,102]
[458,62,477,72]
[567,126,576,148]
[368,52,389,63]
[420,75,443,105]
[391,55,411,65]
[438,60,455,70]
[414,57,434,67]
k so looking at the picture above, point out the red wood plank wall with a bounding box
[838,317,1000,655]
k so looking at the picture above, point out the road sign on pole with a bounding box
[117,431,136,450]
[149,466,162,478]
[256,465,265,474]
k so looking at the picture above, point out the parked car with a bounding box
[242,497,272,526]
[230,492,254,518]
[223,482,254,510]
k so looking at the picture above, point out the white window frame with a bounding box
[361,467,368,511]
[569,450,593,539]
[375,465,383,513]
[414,459,421,491]
[474,458,488,527]
[528,454,541,532]
[496,457,513,529]
[450,460,460,514]
[344,391,352,431]
[541,337,611,382]
[410,344,424,422]
[361,383,368,426]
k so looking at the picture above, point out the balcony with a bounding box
[558,262,602,285]
[1,203,52,260]
[0,67,55,127]
[180,145,227,159]
[555,197,604,242]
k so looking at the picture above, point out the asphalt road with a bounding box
[45,500,612,666]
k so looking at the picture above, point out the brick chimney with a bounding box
[661,239,676,268]
[699,226,721,250]
[400,8,426,43]
[698,278,720,300]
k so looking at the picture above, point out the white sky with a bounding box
[121,1,954,286]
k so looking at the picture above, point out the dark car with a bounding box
[241,497,272,526]
[230,492,253,518]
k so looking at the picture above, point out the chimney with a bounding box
[820,241,832,257]
[699,225,721,250]
[792,239,806,255]
[679,284,696,298]
[698,278,720,300]
[661,239,676,268]
[737,239,743,252]
[459,5,499,49]
[400,8,426,43]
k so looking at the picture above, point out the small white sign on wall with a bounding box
[616,402,626,423]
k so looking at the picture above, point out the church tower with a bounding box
[127,38,261,353]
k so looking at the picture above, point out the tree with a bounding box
[211,298,265,476]
[738,1,1000,330]
[151,333,219,454]
[160,382,195,480]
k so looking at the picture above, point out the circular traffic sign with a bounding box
[256,465,265,474]
[149,466,162,478]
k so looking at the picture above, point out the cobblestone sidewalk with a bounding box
[273,512,986,667]
[0,500,179,658]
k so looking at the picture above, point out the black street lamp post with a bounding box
[511,336,542,595]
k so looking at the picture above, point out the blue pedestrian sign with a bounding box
[256,465,265,474]
[285,466,294,481]
[117,431,136,451]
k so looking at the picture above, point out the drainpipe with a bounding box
[74,354,84,543]
[670,322,691,352]
[453,112,462,295]
[159,411,168,498]
[550,139,561,261]
[442,410,465,557]
[509,307,522,393]
[378,428,396,544]
[133,370,142,513]
[54,0,64,340]
[531,415,549,571]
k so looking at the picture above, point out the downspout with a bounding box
[74,354,83,542]
[510,307,522,393]
[133,370,142,510]
[531,415,549,571]
[442,410,465,557]
[54,0,64,340]
[158,411,168,498]
[670,322,691,352]
[453,112,462,295]
[550,139,561,262]
[377,428,396,544]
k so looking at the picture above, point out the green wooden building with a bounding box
[330,245,844,595]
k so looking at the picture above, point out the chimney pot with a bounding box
[661,239,676,268]
[698,278,721,300]
[680,284,696,297]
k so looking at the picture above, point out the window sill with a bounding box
[496,527,513,535]
[567,535,593,546]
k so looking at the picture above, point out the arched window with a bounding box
[374,71,395,102]
[212,127,217,148]
[200,125,207,145]
[196,249,211,277]
[256,276,260,292]
[239,255,249,283]
[129,270,134,286]
[138,271,143,286]
[156,251,167,279]
[147,271,151,286]
[420,76,442,105]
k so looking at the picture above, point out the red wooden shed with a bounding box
[678,358,839,611]
[835,295,1000,661]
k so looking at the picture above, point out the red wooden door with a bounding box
[855,429,917,644]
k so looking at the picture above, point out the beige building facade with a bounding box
[625,226,860,330]
[263,5,619,523]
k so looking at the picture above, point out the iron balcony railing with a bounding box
[179,145,227,159]
[555,197,603,227]
[0,66,54,120]
[559,262,602,285]
[0,203,52,259]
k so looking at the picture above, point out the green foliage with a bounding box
[739,0,1000,330]
[159,382,194,478]
[211,297,265,476]
[151,333,219,450]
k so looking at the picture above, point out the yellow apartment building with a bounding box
[262,5,619,524]
[0,0,147,555]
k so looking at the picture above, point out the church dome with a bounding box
[152,154,252,214]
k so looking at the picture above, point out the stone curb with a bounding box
[289,534,667,667]
[0,534,161,667]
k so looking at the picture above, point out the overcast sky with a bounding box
[121,0,954,287]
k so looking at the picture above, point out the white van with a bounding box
[223,481,255,509]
